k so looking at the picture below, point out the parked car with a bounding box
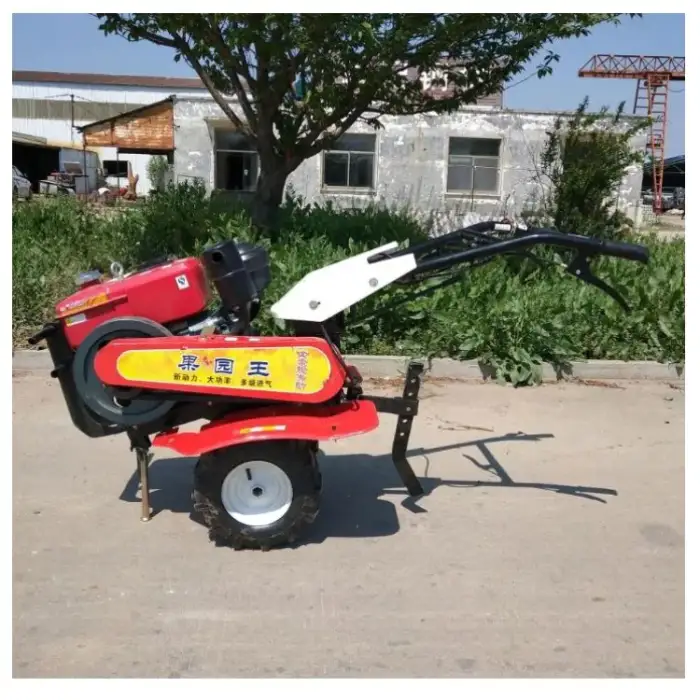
[12,166,32,200]
[641,187,679,211]
[673,187,685,211]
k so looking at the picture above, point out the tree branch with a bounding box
[200,18,258,132]
[102,19,252,136]
[188,58,251,136]
[295,101,371,166]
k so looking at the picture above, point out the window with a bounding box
[323,134,376,189]
[102,160,129,178]
[446,137,501,195]
[214,130,258,191]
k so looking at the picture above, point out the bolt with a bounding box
[309,300,320,310]
[369,277,378,287]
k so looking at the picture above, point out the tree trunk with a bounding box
[251,161,289,232]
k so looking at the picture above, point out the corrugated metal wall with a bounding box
[13,98,144,123]
[12,81,205,146]
[12,82,206,105]
[12,82,201,195]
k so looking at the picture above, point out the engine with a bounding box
[56,240,271,349]
[30,240,272,439]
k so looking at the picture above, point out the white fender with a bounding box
[270,241,417,323]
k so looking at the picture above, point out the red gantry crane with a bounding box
[578,54,685,213]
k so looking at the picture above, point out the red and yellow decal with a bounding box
[93,336,347,404]
[113,345,332,395]
[57,292,111,318]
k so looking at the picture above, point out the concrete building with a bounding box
[13,70,645,225]
[174,96,646,228]
[12,70,209,195]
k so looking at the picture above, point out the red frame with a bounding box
[152,400,379,456]
[93,335,347,404]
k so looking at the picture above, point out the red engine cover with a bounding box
[56,257,210,349]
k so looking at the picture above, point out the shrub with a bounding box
[12,184,684,385]
[526,98,650,241]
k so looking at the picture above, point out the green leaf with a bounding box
[658,316,674,339]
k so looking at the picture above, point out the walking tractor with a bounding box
[29,220,649,550]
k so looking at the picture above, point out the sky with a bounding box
[12,12,686,156]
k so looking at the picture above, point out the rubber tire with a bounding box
[192,440,321,551]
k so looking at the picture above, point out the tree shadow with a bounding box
[119,431,618,544]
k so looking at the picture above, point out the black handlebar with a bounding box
[522,226,649,263]
[407,230,649,275]
[368,221,650,269]
[596,238,649,263]
[365,219,650,312]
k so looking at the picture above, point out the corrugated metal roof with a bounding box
[12,131,100,152]
[13,70,206,90]
[644,154,685,172]
[12,131,47,146]
[663,154,685,169]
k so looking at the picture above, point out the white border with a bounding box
[6,3,692,695]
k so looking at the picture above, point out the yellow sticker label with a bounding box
[115,345,332,395]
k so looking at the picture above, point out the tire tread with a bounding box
[192,440,321,551]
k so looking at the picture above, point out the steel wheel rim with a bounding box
[221,460,293,527]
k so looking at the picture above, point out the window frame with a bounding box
[445,136,502,197]
[102,159,129,179]
[213,128,259,193]
[321,133,377,192]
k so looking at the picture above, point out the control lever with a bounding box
[565,254,630,311]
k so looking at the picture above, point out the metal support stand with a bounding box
[364,361,425,496]
[136,447,154,522]
[128,430,153,522]
[390,362,424,497]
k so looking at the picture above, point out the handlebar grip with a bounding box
[599,240,650,263]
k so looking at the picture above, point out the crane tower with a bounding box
[578,54,685,213]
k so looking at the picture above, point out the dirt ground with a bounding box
[643,211,685,240]
[12,372,684,678]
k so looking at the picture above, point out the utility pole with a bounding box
[70,93,76,144]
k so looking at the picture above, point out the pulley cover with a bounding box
[72,317,177,427]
